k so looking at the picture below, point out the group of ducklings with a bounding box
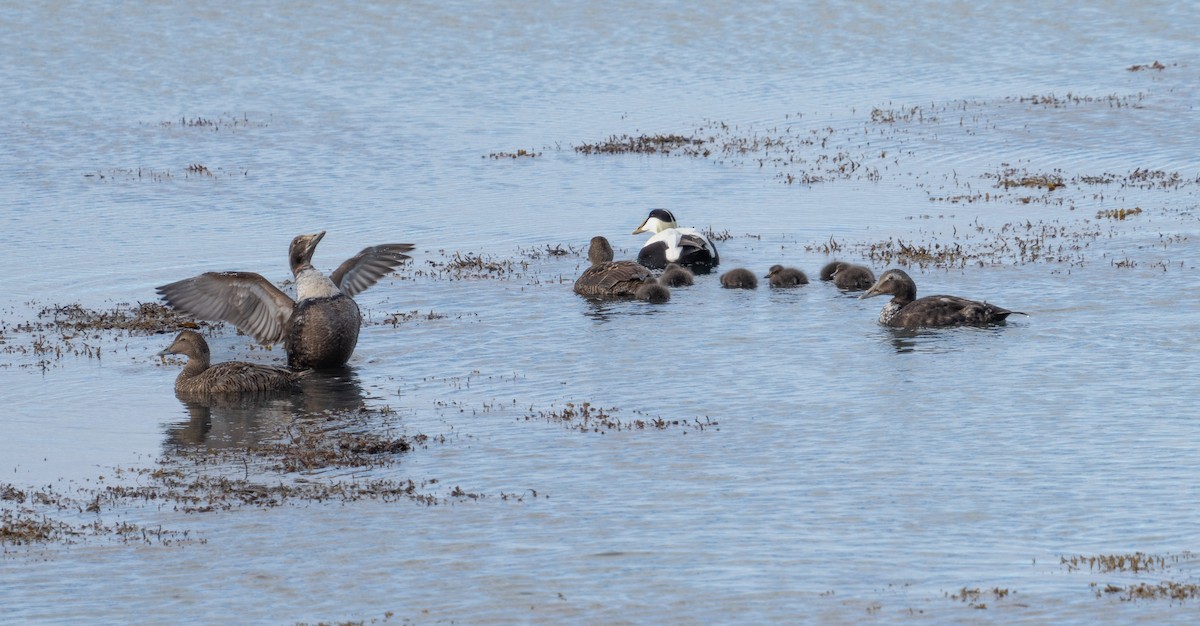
[154,210,1020,396]
[577,209,1023,328]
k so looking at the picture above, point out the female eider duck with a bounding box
[820,261,875,290]
[720,267,758,289]
[157,231,414,369]
[158,330,308,395]
[860,268,1022,328]
[765,265,808,287]
[573,236,656,299]
[632,209,719,273]
[660,263,694,287]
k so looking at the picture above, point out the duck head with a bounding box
[632,209,678,235]
[157,329,211,371]
[288,231,326,275]
[860,268,917,303]
[587,236,615,265]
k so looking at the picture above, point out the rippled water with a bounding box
[2,1,1199,623]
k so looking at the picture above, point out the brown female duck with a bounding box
[574,236,656,298]
[158,330,307,394]
[860,269,1022,328]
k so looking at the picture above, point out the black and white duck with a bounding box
[157,231,414,369]
[860,269,1022,328]
[632,209,719,273]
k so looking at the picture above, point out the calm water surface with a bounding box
[2,1,1199,623]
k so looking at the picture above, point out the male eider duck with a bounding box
[158,330,308,395]
[660,263,695,287]
[720,267,758,289]
[765,265,808,288]
[820,261,875,290]
[860,268,1022,328]
[635,280,671,304]
[157,231,414,369]
[632,209,719,273]
[573,236,656,299]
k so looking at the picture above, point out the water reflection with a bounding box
[164,366,368,449]
[580,298,671,322]
[883,324,1014,354]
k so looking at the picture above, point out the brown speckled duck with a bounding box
[765,265,808,287]
[158,330,307,394]
[157,231,414,369]
[860,269,1022,328]
[574,236,656,298]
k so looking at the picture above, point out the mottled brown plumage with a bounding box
[765,264,808,287]
[158,330,307,395]
[860,269,1022,328]
[574,236,655,298]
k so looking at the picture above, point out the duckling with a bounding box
[157,231,413,369]
[860,268,1023,328]
[819,261,842,282]
[635,280,671,303]
[158,330,307,395]
[660,263,695,287]
[831,263,876,291]
[574,236,656,298]
[720,267,758,289]
[765,265,808,287]
[632,209,719,273]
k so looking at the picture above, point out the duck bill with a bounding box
[632,217,651,235]
[859,281,884,299]
[298,230,326,255]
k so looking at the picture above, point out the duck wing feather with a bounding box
[329,243,415,298]
[157,271,295,344]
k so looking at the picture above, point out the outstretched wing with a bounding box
[157,271,295,344]
[329,243,415,298]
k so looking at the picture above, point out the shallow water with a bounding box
[2,0,1200,623]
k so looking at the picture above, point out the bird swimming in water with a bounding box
[660,263,695,287]
[158,330,308,395]
[859,268,1023,328]
[635,280,671,304]
[632,209,719,273]
[820,261,875,290]
[765,265,808,287]
[157,231,414,369]
[720,267,758,289]
[573,236,656,299]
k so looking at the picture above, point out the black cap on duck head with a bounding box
[588,236,615,265]
[632,209,679,234]
[289,231,326,274]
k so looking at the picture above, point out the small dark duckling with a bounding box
[574,236,656,299]
[660,263,695,287]
[860,268,1023,328]
[831,263,876,291]
[720,268,758,289]
[158,330,308,395]
[819,261,843,282]
[765,265,808,288]
[635,280,671,303]
[157,231,414,369]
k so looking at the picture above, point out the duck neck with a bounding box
[295,266,342,300]
[180,352,210,379]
